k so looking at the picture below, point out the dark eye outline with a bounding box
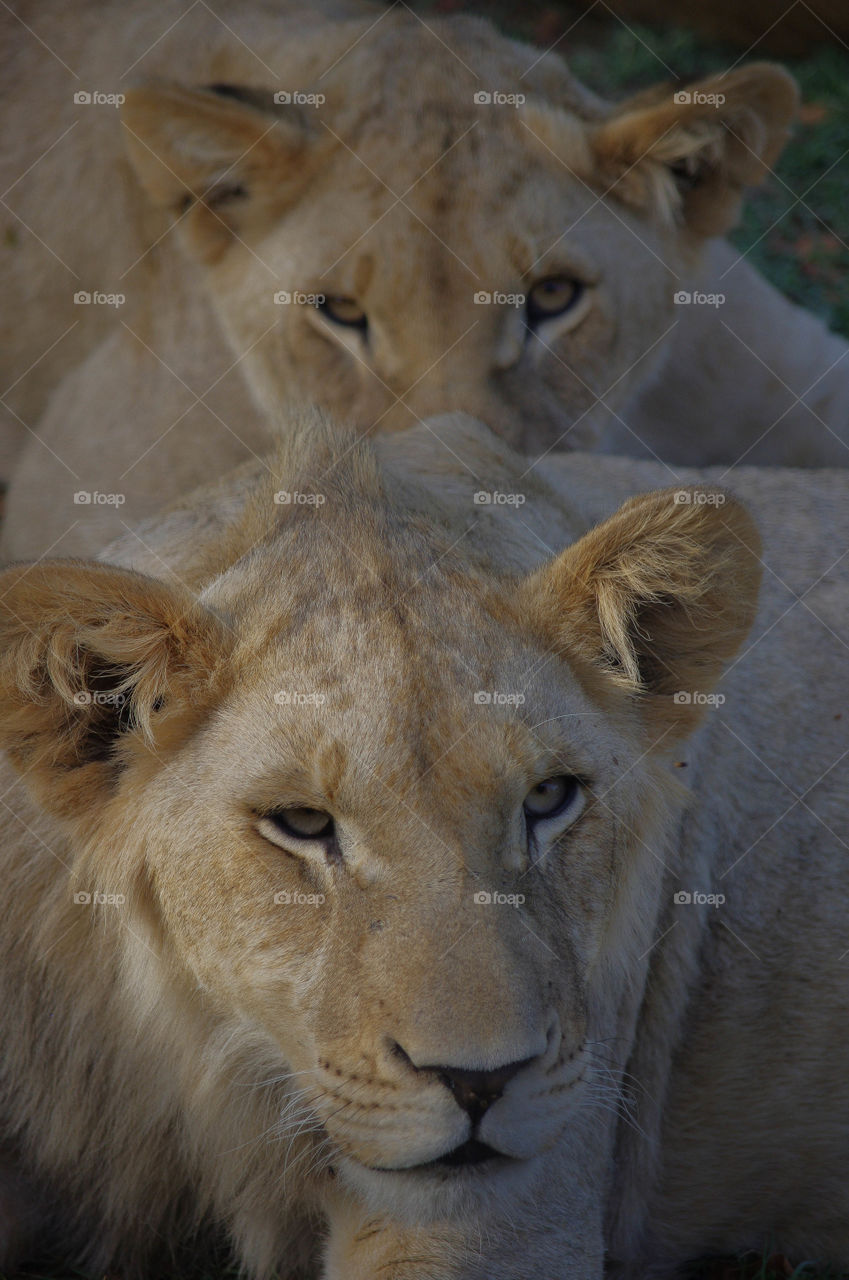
[318,295,368,331]
[525,276,584,328]
[522,774,583,825]
[261,807,335,843]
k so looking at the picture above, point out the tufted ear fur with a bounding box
[523,63,797,237]
[122,82,333,262]
[522,488,762,740]
[590,63,798,235]
[0,561,232,818]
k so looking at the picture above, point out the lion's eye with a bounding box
[523,775,581,822]
[319,295,368,329]
[526,276,583,326]
[260,807,334,844]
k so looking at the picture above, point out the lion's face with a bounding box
[0,428,761,1223]
[139,566,643,1213]
[205,115,677,454]
[123,16,796,454]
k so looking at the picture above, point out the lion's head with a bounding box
[0,420,760,1244]
[122,12,796,451]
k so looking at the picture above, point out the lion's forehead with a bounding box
[283,104,597,286]
[320,13,597,121]
[203,534,625,813]
[216,639,617,830]
[321,125,589,250]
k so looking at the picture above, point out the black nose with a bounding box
[429,1059,532,1125]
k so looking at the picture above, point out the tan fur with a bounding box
[3,1,848,560]
[0,409,846,1278]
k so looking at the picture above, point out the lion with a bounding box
[0,407,847,1280]
[3,0,849,560]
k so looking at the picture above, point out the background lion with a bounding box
[0,410,846,1279]
[2,0,849,559]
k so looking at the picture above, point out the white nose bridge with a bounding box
[362,227,488,389]
[393,991,553,1077]
[380,900,552,1073]
[370,308,476,393]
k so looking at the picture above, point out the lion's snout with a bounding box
[314,1015,587,1174]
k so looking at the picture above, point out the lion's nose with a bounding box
[428,1059,533,1125]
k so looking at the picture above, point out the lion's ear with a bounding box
[122,82,331,263]
[0,561,231,818]
[587,63,798,236]
[522,489,762,740]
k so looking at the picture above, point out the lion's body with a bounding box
[2,0,848,560]
[0,411,846,1279]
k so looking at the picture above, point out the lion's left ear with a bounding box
[589,63,798,236]
[521,488,762,740]
[0,561,232,819]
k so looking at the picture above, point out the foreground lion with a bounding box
[3,0,849,560]
[0,409,847,1279]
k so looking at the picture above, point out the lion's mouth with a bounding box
[373,1138,512,1174]
[428,1138,506,1169]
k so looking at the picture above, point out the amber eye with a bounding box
[319,295,368,329]
[523,775,581,822]
[526,276,583,326]
[260,807,334,844]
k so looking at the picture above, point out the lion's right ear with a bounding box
[122,83,332,263]
[522,63,797,237]
[0,561,232,819]
[587,63,798,236]
[521,488,762,741]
